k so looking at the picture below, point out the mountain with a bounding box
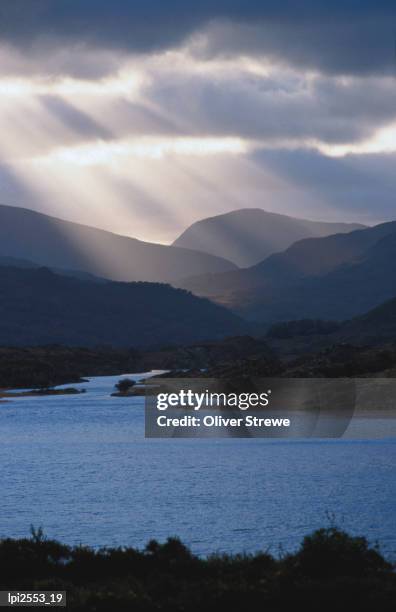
[173,208,365,266]
[0,205,236,284]
[0,255,40,269]
[242,230,396,322]
[339,296,396,345]
[0,265,249,348]
[179,221,396,322]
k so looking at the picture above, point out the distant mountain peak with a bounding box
[173,208,366,267]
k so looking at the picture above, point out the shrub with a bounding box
[115,378,136,393]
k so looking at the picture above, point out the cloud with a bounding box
[0,41,124,79]
[194,12,396,77]
[3,49,396,154]
[0,3,394,242]
[6,55,396,163]
[144,60,396,146]
[40,96,112,141]
[0,1,395,76]
[251,147,396,224]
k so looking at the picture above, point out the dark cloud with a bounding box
[251,147,396,223]
[145,69,396,144]
[0,1,395,75]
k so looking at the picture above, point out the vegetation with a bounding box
[0,346,141,389]
[2,336,396,393]
[284,344,396,378]
[0,387,85,399]
[115,378,136,393]
[0,266,248,348]
[0,337,281,390]
[0,527,394,610]
[267,319,341,339]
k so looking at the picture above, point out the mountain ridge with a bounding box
[173,207,365,266]
[0,204,237,285]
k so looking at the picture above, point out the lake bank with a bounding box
[0,387,86,399]
[1,340,396,393]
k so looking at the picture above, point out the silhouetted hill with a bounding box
[339,297,396,344]
[263,296,396,361]
[266,298,396,371]
[242,230,396,322]
[0,266,249,348]
[173,208,365,266]
[0,205,236,284]
[179,221,396,321]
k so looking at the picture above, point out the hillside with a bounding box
[0,266,249,348]
[0,255,104,282]
[339,296,396,344]
[179,221,396,321]
[173,208,365,266]
[241,231,396,322]
[0,205,236,284]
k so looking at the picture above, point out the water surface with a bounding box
[0,373,395,558]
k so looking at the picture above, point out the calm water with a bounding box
[0,373,395,558]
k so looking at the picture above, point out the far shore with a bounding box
[0,387,86,399]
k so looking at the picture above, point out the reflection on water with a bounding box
[0,373,395,558]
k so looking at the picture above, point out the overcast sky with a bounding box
[1,1,395,242]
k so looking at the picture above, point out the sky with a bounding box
[0,0,396,243]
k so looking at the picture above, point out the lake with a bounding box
[0,372,395,558]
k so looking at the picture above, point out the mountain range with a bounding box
[0,204,236,284]
[173,208,364,266]
[1,203,396,347]
[179,220,396,322]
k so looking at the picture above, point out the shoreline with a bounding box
[0,387,86,399]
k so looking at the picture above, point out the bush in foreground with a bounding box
[0,527,394,611]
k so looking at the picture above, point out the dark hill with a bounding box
[339,296,396,344]
[0,266,249,348]
[241,230,396,322]
[0,254,104,282]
